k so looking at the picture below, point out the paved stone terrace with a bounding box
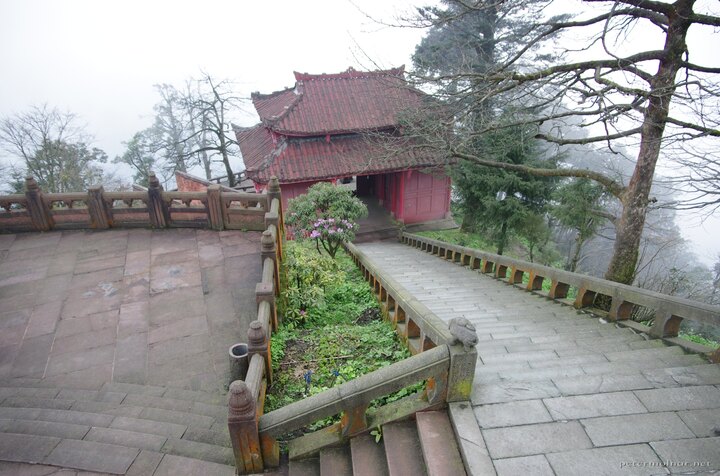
[0,229,264,474]
[357,242,720,476]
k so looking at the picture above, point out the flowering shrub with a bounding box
[286,182,367,258]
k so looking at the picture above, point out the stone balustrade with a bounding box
[227,230,478,474]
[0,173,272,233]
[401,232,720,363]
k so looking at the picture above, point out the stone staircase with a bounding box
[0,379,239,475]
[288,410,467,476]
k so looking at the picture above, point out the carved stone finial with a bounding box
[261,230,275,252]
[248,321,267,349]
[449,317,478,351]
[228,380,254,419]
[25,176,39,192]
[268,176,281,194]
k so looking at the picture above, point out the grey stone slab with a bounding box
[70,401,144,418]
[482,421,592,459]
[0,418,90,439]
[161,437,234,465]
[0,432,60,463]
[543,391,648,420]
[650,437,720,473]
[552,373,654,396]
[117,301,149,338]
[581,412,695,446]
[34,408,114,427]
[642,364,720,388]
[494,455,554,476]
[44,439,139,474]
[147,315,208,345]
[634,385,720,412]
[448,402,495,476]
[42,363,112,390]
[114,333,148,385]
[55,310,119,338]
[24,301,62,338]
[473,399,552,429]
[530,354,609,369]
[166,388,224,406]
[139,407,214,429]
[498,365,586,382]
[1,396,74,410]
[101,381,166,397]
[110,416,187,438]
[126,450,164,476]
[481,350,558,365]
[0,386,59,399]
[471,379,561,405]
[50,327,117,355]
[678,409,720,438]
[546,444,667,476]
[10,334,54,378]
[153,454,235,476]
[56,388,126,404]
[147,333,210,367]
[84,426,167,451]
[44,344,115,377]
[123,393,193,413]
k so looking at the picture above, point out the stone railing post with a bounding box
[261,230,279,295]
[147,171,169,228]
[256,282,278,330]
[267,176,283,254]
[446,318,478,402]
[228,381,264,474]
[248,321,272,384]
[207,185,224,231]
[87,185,111,229]
[24,176,53,231]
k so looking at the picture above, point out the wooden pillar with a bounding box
[24,177,53,231]
[147,172,169,228]
[87,186,111,229]
[228,381,264,474]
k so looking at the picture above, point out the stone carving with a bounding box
[448,317,478,351]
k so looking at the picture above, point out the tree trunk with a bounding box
[603,0,693,285]
[496,221,508,255]
[569,233,584,272]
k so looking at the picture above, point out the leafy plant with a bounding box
[370,426,383,443]
[285,182,368,257]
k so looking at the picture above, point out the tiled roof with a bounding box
[250,66,423,136]
[237,125,447,184]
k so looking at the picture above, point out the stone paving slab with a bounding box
[581,412,696,446]
[650,437,720,473]
[0,432,60,463]
[545,444,667,476]
[152,454,235,476]
[357,241,720,472]
[44,439,139,474]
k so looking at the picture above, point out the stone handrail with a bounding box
[402,232,720,362]
[345,242,455,352]
[0,173,271,233]
[227,232,478,474]
[227,177,283,474]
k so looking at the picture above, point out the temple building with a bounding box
[235,66,451,225]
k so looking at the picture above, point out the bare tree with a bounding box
[402,0,720,285]
[0,105,110,193]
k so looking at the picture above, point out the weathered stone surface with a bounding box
[44,439,139,474]
[650,437,720,473]
[153,454,235,476]
[0,418,90,439]
[546,444,665,476]
[471,380,561,405]
[642,364,720,388]
[110,416,187,438]
[581,412,695,446]
[84,426,167,451]
[494,455,554,476]
[482,421,592,459]
[0,432,59,463]
[552,373,654,396]
[634,385,720,412]
[543,391,647,420]
[448,402,495,476]
[125,450,164,476]
[473,399,552,428]
[678,409,720,438]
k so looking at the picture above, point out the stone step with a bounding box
[290,456,320,476]
[416,411,467,476]
[319,445,353,475]
[350,433,390,476]
[383,420,427,476]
